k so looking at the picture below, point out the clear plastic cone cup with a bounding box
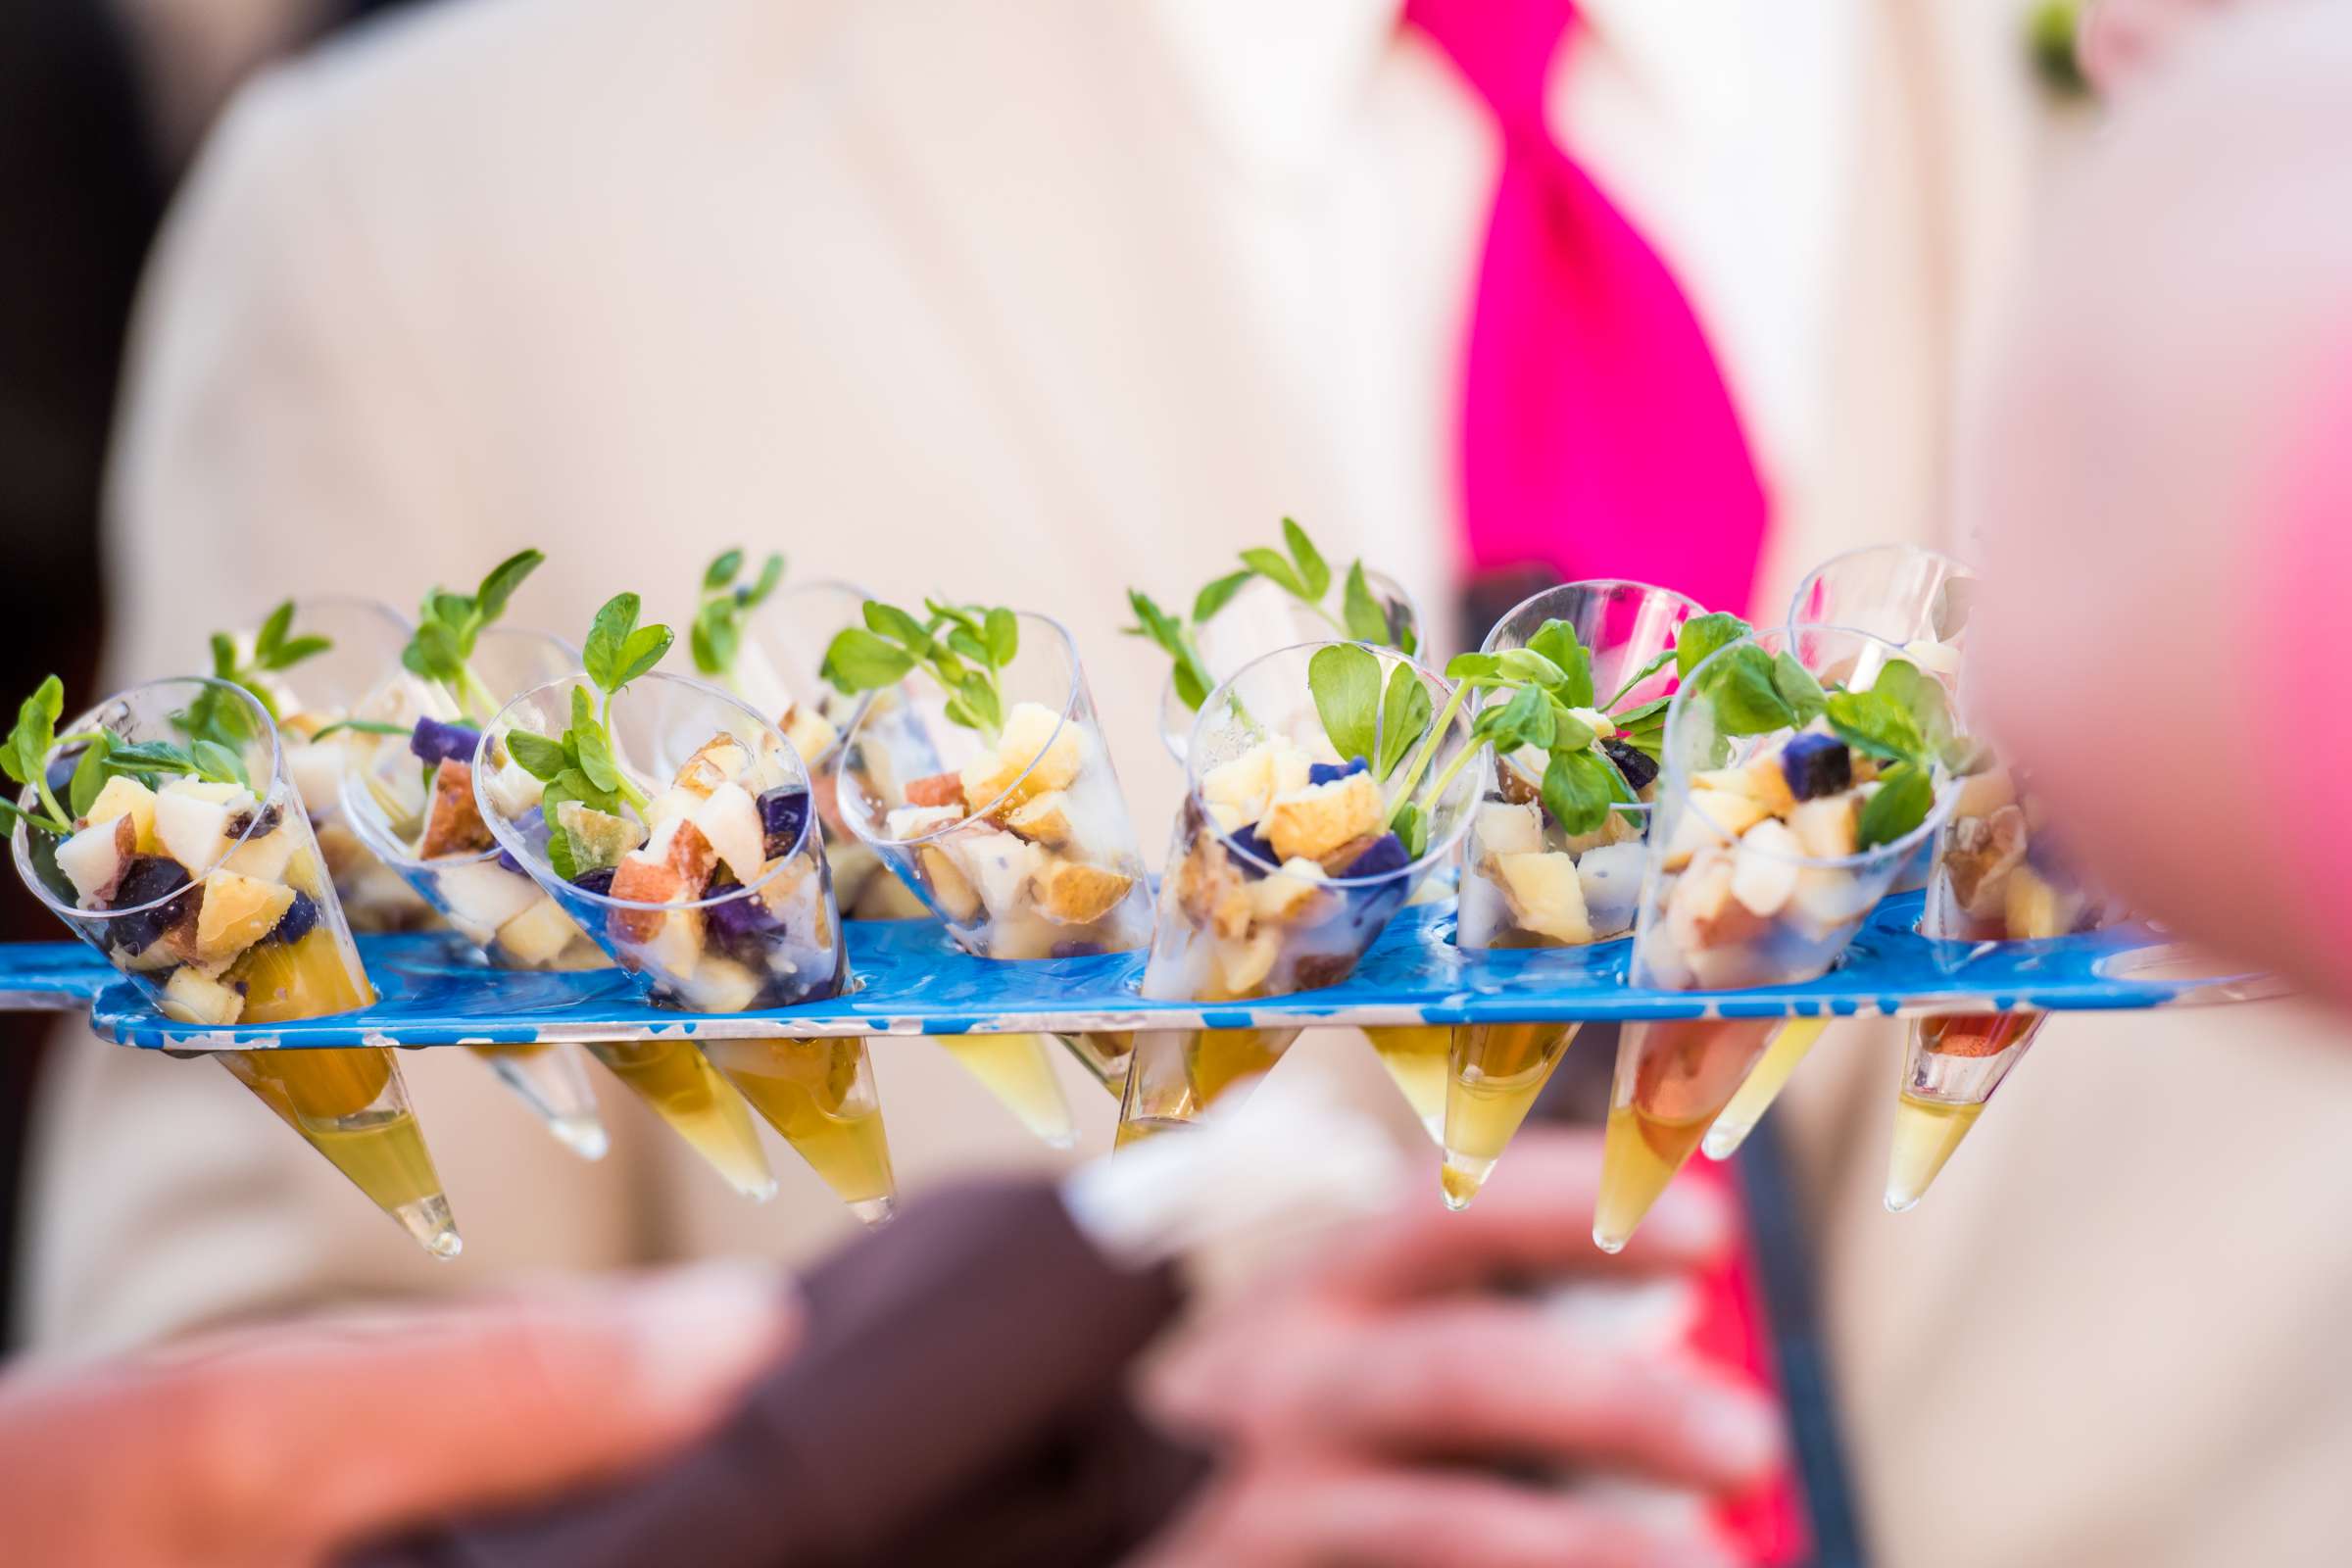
[1886,762,2128,1210]
[1120,640,1477,1144]
[1595,626,1955,1250]
[1444,579,1697,1204]
[340,627,614,1157]
[837,612,1149,1115]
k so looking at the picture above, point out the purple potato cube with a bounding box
[758,787,811,858]
[106,857,195,955]
[1780,733,1853,802]
[1600,738,1660,794]
[1332,831,1408,881]
[270,891,320,947]
[411,717,484,766]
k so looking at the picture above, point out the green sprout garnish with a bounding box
[402,549,547,721]
[1824,660,1954,849]
[207,599,332,722]
[1348,621,1631,859]
[1127,517,1418,711]
[309,718,414,743]
[689,548,786,687]
[506,593,674,879]
[0,676,244,837]
[1649,621,1956,850]
[166,598,330,768]
[820,598,1018,744]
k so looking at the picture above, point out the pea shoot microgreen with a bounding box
[820,598,1018,743]
[505,593,674,879]
[206,599,333,723]
[689,548,786,687]
[0,677,246,837]
[402,549,547,722]
[1127,518,1418,712]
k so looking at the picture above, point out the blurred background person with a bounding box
[16,0,2308,1563]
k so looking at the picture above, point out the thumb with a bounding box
[168,1259,796,1558]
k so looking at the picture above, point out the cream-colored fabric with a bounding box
[46,4,2337,1562]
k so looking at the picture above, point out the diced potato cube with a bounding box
[780,704,840,765]
[161,965,244,1027]
[1494,851,1593,945]
[1695,755,1796,817]
[905,772,965,809]
[1666,852,1766,955]
[691,782,767,884]
[287,741,345,817]
[1953,766,2018,822]
[1033,858,1135,924]
[1730,819,1802,917]
[2005,865,2080,940]
[1660,789,1768,871]
[608,819,717,941]
[950,830,1046,919]
[885,805,963,841]
[638,906,706,978]
[56,814,136,906]
[918,845,981,922]
[674,733,753,797]
[1003,791,1073,848]
[194,869,296,962]
[494,895,585,966]
[153,785,247,877]
[81,775,157,851]
[1262,773,1383,863]
[1250,858,1329,924]
[686,953,763,1013]
[1788,797,1861,860]
[1576,842,1647,937]
[1216,931,1281,996]
[417,760,494,859]
[222,824,299,883]
[1200,738,1313,821]
[1474,800,1545,858]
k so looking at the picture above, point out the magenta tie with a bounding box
[1410,0,1769,615]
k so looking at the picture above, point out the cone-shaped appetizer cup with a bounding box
[1118,639,1477,1146]
[749,585,1072,1146]
[1440,579,1698,1206]
[340,627,612,1159]
[1595,626,1956,1251]
[480,670,892,1221]
[1700,549,1983,1160]
[233,595,430,932]
[1886,766,2127,1211]
[837,612,1147,1123]
[14,676,459,1257]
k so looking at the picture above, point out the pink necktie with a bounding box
[1410,0,1769,615]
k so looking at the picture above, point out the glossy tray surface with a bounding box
[0,892,2279,1051]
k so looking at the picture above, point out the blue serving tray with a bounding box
[0,892,2283,1051]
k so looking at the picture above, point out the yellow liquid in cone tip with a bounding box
[589,1040,777,1200]
[1594,1103,1716,1251]
[1442,1021,1580,1205]
[713,1040,898,1216]
[1703,1017,1831,1161]
[1366,1026,1451,1145]
[940,1034,1077,1148]
[1885,1093,1984,1212]
[220,1050,460,1258]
